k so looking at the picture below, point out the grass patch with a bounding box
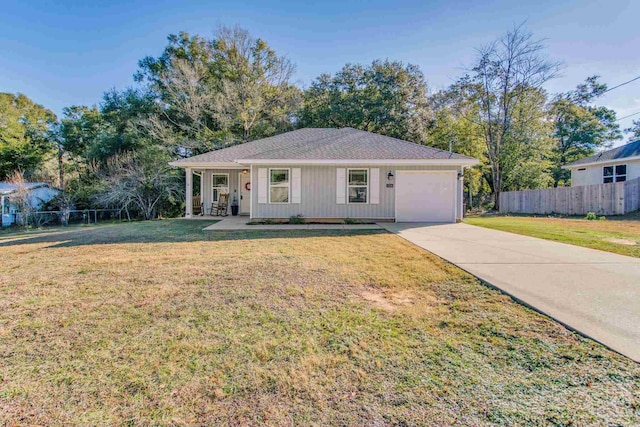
[466,214,640,258]
[1,220,638,425]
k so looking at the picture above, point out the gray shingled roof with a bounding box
[565,139,640,167]
[0,182,51,195]
[171,128,476,165]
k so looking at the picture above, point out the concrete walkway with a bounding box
[203,216,382,231]
[380,222,640,361]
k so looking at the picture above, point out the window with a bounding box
[212,174,229,202]
[603,165,626,183]
[269,169,290,203]
[348,169,368,203]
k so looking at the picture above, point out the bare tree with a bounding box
[7,170,34,227]
[94,151,183,220]
[212,25,299,141]
[470,24,562,208]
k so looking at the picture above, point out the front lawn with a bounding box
[465,214,640,258]
[1,220,638,425]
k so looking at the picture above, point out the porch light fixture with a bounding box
[387,171,394,180]
[242,169,249,174]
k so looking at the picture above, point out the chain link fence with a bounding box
[11,209,126,228]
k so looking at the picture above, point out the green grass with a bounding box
[1,220,638,425]
[465,214,640,258]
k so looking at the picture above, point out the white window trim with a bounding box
[268,168,291,204]
[212,173,229,203]
[602,164,626,183]
[347,168,369,204]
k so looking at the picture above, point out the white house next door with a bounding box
[239,172,251,214]
[395,170,457,222]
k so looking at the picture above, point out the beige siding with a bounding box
[571,159,640,187]
[251,164,461,219]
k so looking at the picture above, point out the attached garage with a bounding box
[395,170,457,222]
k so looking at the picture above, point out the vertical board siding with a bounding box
[336,168,346,204]
[499,177,640,216]
[291,168,302,204]
[251,164,460,219]
[200,169,240,214]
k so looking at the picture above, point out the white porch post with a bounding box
[185,167,193,218]
[458,166,465,220]
[200,172,204,203]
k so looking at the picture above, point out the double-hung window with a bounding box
[603,165,626,183]
[212,174,229,202]
[348,169,368,203]
[269,169,290,203]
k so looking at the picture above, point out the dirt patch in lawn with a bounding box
[360,287,417,311]
[603,237,638,246]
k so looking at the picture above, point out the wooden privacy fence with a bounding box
[499,177,640,216]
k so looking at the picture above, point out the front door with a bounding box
[239,172,251,214]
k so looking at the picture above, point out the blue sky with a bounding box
[1,0,639,142]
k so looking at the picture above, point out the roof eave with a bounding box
[562,154,640,169]
[234,158,479,166]
[168,161,245,169]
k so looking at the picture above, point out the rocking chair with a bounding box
[211,193,229,216]
[193,195,203,216]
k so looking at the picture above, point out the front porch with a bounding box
[184,167,251,218]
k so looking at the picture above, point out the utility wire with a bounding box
[616,111,640,121]
[602,75,640,94]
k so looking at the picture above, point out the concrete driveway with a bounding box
[380,222,640,362]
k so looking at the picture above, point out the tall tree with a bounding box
[298,60,430,143]
[0,93,57,179]
[625,119,640,139]
[137,27,300,154]
[550,76,621,185]
[427,83,490,206]
[212,26,300,142]
[461,25,561,207]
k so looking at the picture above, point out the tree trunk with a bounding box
[57,147,65,191]
[492,164,501,211]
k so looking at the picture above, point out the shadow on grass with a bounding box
[0,219,387,249]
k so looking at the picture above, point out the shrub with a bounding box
[344,218,357,224]
[598,216,606,221]
[585,212,597,220]
[289,214,305,224]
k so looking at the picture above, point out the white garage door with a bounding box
[395,170,457,222]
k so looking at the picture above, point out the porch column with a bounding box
[458,166,465,220]
[185,167,193,218]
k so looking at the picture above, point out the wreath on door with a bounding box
[245,182,251,191]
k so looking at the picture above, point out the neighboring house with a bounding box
[563,139,640,187]
[169,128,478,223]
[0,182,59,227]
